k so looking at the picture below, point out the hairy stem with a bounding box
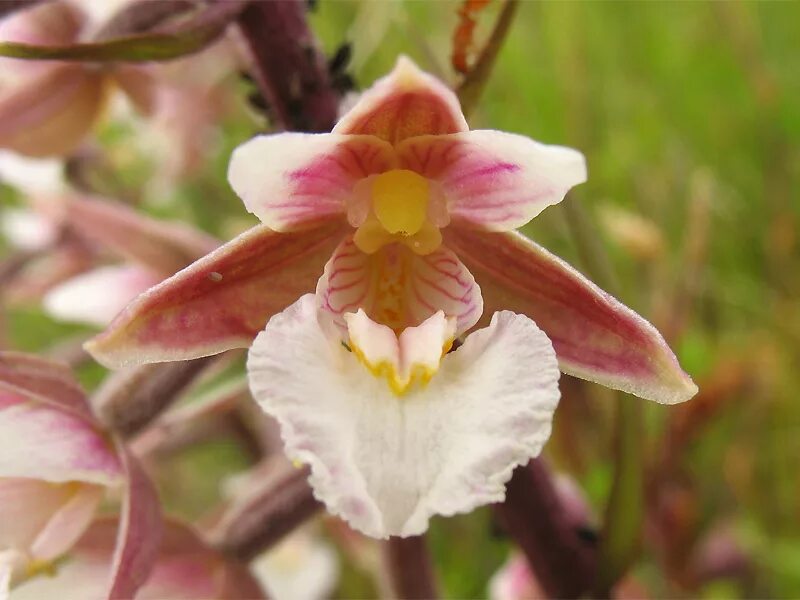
[233,0,339,132]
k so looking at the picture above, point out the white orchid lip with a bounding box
[248,294,561,538]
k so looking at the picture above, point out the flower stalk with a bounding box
[91,356,216,437]
[494,460,597,598]
[232,0,339,132]
[383,535,439,600]
[208,463,321,562]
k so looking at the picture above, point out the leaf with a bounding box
[0,2,247,62]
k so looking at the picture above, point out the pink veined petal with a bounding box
[333,55,469,144]
[43,264,163,328]
[107,445,163,600]
[443,228,698,404]
[399,130,587,231]
[0,64,108,158]
[12,518,263,600]
[64,195,220,277]
[316,236,483,337]
[0,352,90,421]
[248,295,560,538]
[0,392,122,485]
[86,222,347,368]
[228,133,395,231]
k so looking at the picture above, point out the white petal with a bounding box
[42,265,161,328]
[0,479,72,552]
[0,151,64,195]
[248,295,560,538]
[29,484,103,562]
[0,551,14,600]
[251,530,339,600]
[0,208,58,252]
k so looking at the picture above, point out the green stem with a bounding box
[596,396,644,593]
[383,535,439,599]
[560,197,644,594]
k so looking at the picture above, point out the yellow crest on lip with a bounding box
[350,336,454,396]
[344,308,457,397]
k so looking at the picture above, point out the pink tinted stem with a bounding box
[494,460,597,598]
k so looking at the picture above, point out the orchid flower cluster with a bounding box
[0,1,698,597]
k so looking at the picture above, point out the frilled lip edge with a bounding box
[247,295,562,538]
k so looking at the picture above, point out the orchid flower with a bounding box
[0,353,161,599]
[0,1,238,162]
[0,2,108,157]
[0,354,122,576]
[88,57,697,538]
[8,519,263,600]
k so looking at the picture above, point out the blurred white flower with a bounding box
[251,530,339,600]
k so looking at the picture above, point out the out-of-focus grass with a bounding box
[2,0,798,597]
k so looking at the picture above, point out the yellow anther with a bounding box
[372,170,429,236]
